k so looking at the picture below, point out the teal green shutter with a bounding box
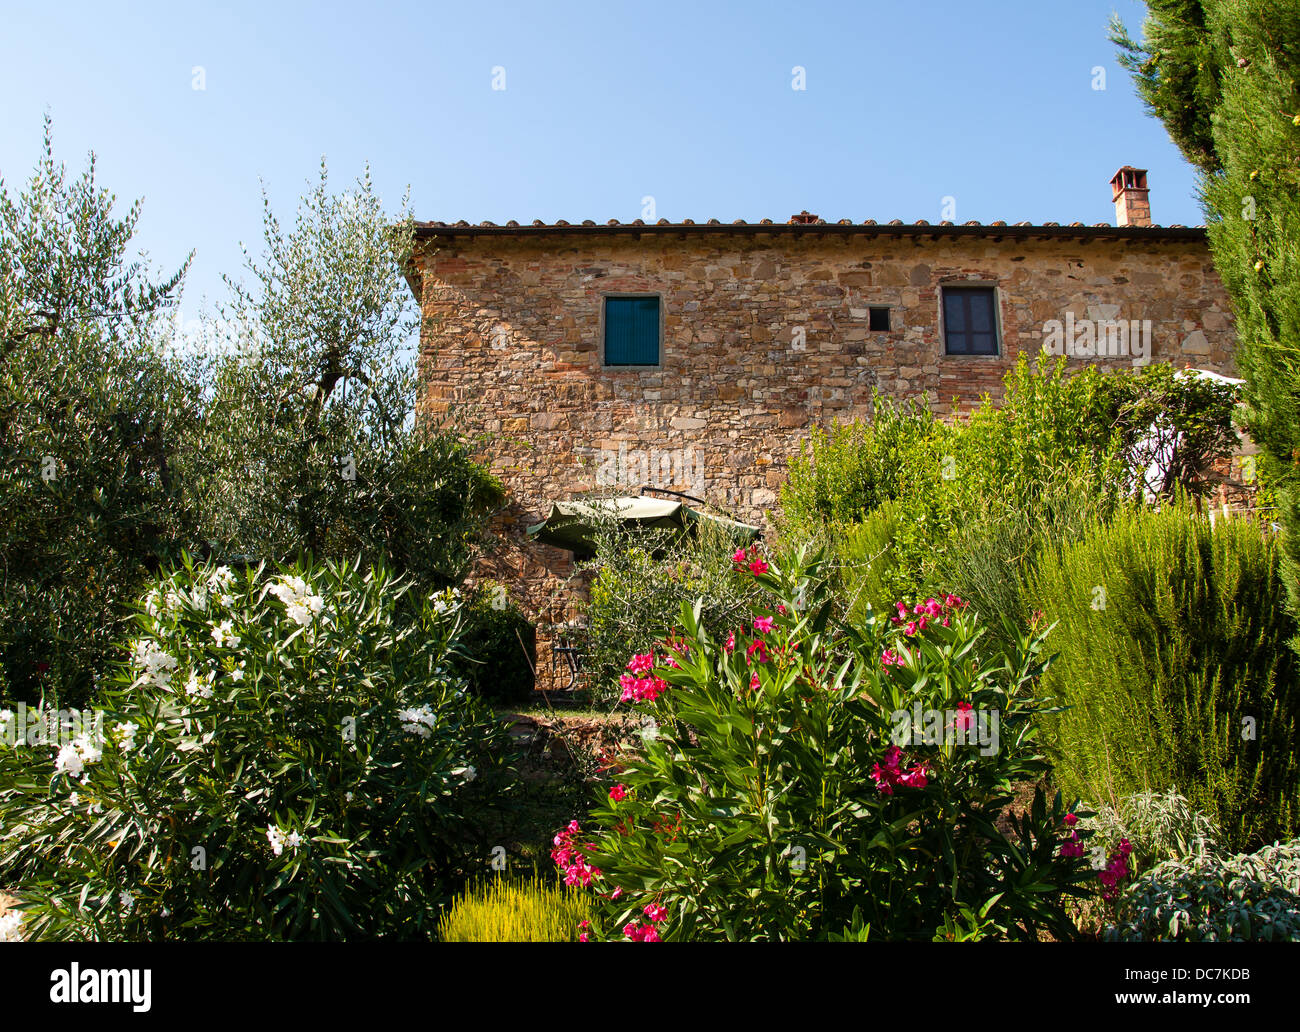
[605,297,659,364]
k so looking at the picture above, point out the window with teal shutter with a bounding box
[604,296,661,366]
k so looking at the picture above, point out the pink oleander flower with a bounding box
[1063,812,1079,827]
[1098,841,1134,900]
[724,631,736,653]
[870,745,927,795]
[624,921,662,942]
[749,556,769,576]
[609,784,628,802]
[749,672,761,691]
[896,764,929,789]
[753,616,775,634]
[620,674,669,703]
[732,547,748,564]
[552,821,602,887]
[1058,827,1085,859]
[881,648,905,670]
[746,639,769,663]
[776,604,787,615]
[626,653,654,675]
[953,701,973,731]
[644,904,668,923]
[904,621,917,636]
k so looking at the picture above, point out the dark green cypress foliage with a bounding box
[1112,0,1300,646]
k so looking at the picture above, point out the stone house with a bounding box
[408,168,1240,690]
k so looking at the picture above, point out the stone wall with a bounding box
[413,228,1238,689]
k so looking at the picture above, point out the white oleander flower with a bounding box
[397,704,437,738]
[211,620,240,649]
[183,670,216,700]
[119,890,134,912]
[114,721,139,753]
[54,743,83,777]
[73,734,102,765]
[0,911,23,942]
[271,577,324,626]
[131,640,179,687]
[267,825,285,856]
[286,831,303,849]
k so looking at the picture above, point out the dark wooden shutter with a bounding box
[605,297,660,365]
[943,287,998,355]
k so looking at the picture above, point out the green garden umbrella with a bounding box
[526,495,762,560]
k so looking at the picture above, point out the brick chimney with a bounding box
[1110,166,1151,227]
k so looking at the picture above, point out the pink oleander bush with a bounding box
[552,545,1101,941]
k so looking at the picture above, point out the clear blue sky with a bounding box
[0,0,1193,312]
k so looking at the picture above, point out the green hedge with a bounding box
[1030,501,1300,851]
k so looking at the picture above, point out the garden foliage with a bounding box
[0,118,196,706]
[436,871,591,942]
[1030,500,1300,851]
[560,547,1100,942]
[1113,0,1300,640]
[580,520,771,707]
[0,556,513,941]
[1108,838,1300,941]
[0,125,502,708]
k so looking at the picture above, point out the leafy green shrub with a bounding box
[1107,839,1300,942]
[1079,789,1220,876]
[829,501,909,624]
[0,555,514,941]
[451,582,536,705]
[780,393,943,532]
[436,871,591,942]
[561,547,1099,942]
[580,521,771,708]
[1030,501,1300,852]
[778,356,1240,629]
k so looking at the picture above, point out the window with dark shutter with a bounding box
[941,286,999,356]
[604,296,661,366]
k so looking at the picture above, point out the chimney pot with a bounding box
[1110,166,1152,227]
[789,210,820,225]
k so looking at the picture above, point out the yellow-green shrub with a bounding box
[437,873,591,942]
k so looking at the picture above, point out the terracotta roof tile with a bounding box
[413,217,1207,240]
